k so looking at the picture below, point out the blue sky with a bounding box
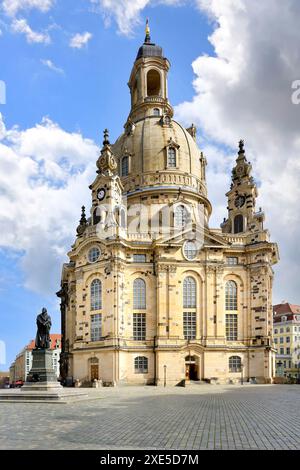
[1,0,300,371]
[1,1,213,141]
[0,1,214,370]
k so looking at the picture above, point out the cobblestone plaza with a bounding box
[0,385,299,450]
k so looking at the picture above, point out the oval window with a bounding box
[88,247,101,263]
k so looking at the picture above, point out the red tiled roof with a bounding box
[273,303,300,315]
[273,303,300,323]
[26,334,62,351]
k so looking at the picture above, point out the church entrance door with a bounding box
[185,355,198,381]
[91,364,99,381]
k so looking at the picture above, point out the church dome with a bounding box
[136,42,163,60]
[112,115,207,198]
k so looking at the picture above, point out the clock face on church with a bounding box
[97,188,106,201]
[235,195,245,208]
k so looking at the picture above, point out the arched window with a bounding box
[183,277,196,340]
[225,280,237,310]
[183,277,196,308]
[234,214,244,233]
[134,356,148,374]
[229,356,242,372]
[122,156,129,176]
[167,147,176,167]
[174,205,188,229]
[133,278,146,309]
[153,108,160,116]
[165,115,171,125]
[91,279,102,311]
[147,69,161,96]
[93,207,101,225]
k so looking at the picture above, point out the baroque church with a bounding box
[57,23,279,386]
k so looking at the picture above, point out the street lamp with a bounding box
[163,365,167,387]
[241,363,244,385]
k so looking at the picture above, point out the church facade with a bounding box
[58,26,279,386]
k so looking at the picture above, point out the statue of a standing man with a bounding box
[35,308,52,349]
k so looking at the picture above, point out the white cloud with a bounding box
[87,1,186,36]
[41,59,64,74]
[0,114,98,295]
[2,0,54,16]
[90,0,151,35]
[174,0,300,303]
[11,18,50,44]
[69,31,92,49]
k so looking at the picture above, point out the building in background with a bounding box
[273,303,300,381]
[9,334,61,386]
[0,372,9,388]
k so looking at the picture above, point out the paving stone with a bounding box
[0,384,299,450]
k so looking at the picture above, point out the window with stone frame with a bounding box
[225,280,238,311]
[134,356,148,374]
[91,279,102,310]
[133,254,147,263]
[133,278,146,309]
[229,356,241,372]
[174,205,189,229]
[167,147,176,167]
[121,156,129,176]
[184,241,198,260]
[183,277,196,308]
[183,312,196,340]
[133,313,146,340]
[234,214,244,233]
[227,257,238,265]
[183,277,196,340]
[226,314,238,341]
[91,314,102,342]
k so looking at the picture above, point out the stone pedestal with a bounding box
[0,349,88,402]
[21,349,62,392]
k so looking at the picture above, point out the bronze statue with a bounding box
[35,308,52,349]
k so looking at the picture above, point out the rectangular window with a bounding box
[286,348,290,355]
[280,347,284,355]
[226,314,238,341]
[91,314,102,342]
[227,257,238,265]
[280,337,284,344]
[183,312,196,340]
[133,254,146,263]
[134,356,148,374]
[167,148,176,167]
[133,313,146,340]
[274,338,277,344]
[286,336,290,343]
